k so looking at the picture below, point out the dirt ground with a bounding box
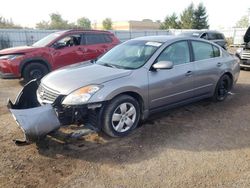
[1,70,250,188]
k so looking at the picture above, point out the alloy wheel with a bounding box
[111,102,137,133]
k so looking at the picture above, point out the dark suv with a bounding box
[179,30,227,49]
[0,30,120,82]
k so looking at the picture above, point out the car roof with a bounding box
[132,35,182,43]
[55,29,112,35]
[131,35,209,43]
[179,30,223,35]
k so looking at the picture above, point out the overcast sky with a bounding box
[0,0,249,29]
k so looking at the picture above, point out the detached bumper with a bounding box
[8,103,60,141]
[7,80,61,142]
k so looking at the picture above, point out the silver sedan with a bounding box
[8,36,240,142]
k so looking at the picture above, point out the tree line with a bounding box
[0,17,22,29]
[0,3,249,30]
[160,3,209,29]
[36,14,113,30]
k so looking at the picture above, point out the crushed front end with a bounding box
[7,80,104,144]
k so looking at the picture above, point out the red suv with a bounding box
[0,30,120,82]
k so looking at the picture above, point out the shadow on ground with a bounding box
[34,83,250,164]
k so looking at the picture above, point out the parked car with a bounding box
[235,26,250,69]
[179,30,227,49]
[8,36,240,143]
[0,29,120,82]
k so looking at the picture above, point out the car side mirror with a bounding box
[152,61,173,70]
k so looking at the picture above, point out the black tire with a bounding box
[102,95,141,137]
[23,63,49,83]
[213,74,232,102]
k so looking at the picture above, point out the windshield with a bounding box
[96,40,162,69]
[32,32,61,47]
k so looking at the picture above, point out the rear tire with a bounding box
[102,95,141,137]
[213,74,232,102]
[23,63,49,83]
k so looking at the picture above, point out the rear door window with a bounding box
[103,34,112,43]
[191,41,221,61]
[83,33,106,45]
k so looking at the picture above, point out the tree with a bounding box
[36,13,76,29]
[236,15,249,28]
[77,17,91,29]
[180,3,195,29]
[102,18,112,30]
[0,16,22,29]
[36,21,50,29]
[49,13,73,29]
[160,13,180,29]
[193,3,209,29]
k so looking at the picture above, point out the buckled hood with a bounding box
[41,62,132,95]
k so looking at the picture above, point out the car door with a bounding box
[191,40,222,97]
[148,40,195,109]
[51,34,85,69]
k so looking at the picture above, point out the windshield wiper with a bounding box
[102,63,118,68]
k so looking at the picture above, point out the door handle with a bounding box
[185,71,193,76]
[217,62,222,67]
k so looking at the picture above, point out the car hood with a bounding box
[41,62,132,95]
[0,46,40,55]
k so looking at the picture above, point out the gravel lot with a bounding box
[1,70,250,188]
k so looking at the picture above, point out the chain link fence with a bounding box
[0,28,248,50]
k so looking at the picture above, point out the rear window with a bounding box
[208,32,224,40]
[216,33,224,40]
[191,41,220,61]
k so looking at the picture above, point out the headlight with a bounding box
[62,85,102,105]
[0,54,23,60]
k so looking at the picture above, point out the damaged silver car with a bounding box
[8,36,240,143]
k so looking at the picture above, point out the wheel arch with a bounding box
[224,71,233,82]
[107,91,146,120]
[20,58,51,77]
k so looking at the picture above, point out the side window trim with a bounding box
[188,40,195,62]
[80,33,86,45]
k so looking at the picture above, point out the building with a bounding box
[93,19,161,31]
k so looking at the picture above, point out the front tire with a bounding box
[23,63,49,83]
[102,95,141,137]
[213,74,232,102]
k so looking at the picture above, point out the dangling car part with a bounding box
[7,80,61,143]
